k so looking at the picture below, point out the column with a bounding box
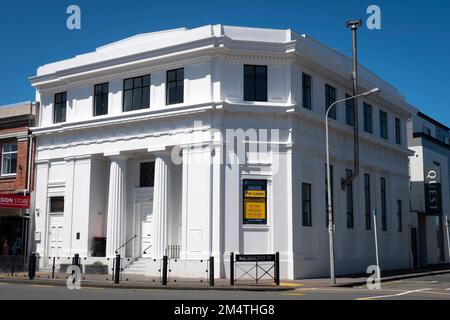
[152,153,170,259]
[106,157,127,258]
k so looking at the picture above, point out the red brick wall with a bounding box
[0,123,33,195]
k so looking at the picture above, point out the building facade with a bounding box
[30,25,415,279]
[409,112,450,267]
[0,102,36,259]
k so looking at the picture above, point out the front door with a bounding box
[141,203,153,258]
[49,215,63,258]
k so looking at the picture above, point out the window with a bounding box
[123,75,151,112]
[346,169,354,229]
[54,92,67,124]
[364,174,372,230]
[397,200,403,232]
[302,183,312,227]
[140,162,155,188]
[395,118,402,145]
[423,126,431,136]
[94,83,109,116]
[381,177,387,231]
[166,68,184,105]
[363,103,373,134]
[345,94,355,127]
[325,164,334,226]
[302,73,312,110]
[380,110,388,140]
[325,84,337,119]
[244,65,267,102]
[1,143,18,176]
[50,197,65,214]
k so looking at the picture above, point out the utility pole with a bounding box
[373,209,381,280]
[445,216,450,264]
[342,19,363,189]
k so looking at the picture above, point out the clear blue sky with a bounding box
[0,0,449,124]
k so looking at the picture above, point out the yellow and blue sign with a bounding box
[243,180,268,225]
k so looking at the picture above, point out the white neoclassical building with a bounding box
[30,25,415,279]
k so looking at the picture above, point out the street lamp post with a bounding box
[445,216,450,264]
[325,88,380,285]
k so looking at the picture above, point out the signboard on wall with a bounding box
[424,165,443,215]
[0,194,31,209]
[243,180,267,225]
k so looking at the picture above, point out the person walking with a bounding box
[2,239,9,256]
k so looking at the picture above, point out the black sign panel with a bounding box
[236,254,276,262]
[424,165,443,214]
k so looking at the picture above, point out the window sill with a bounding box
[0,175,17,180]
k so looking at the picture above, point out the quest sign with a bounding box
[424,165,443,215]
[0,195,31,209]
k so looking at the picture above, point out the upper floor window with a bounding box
[364,173,372,230]
[363,102,373,134]
[325,84,337,120]
[166,68,184,105]
[395,117,402,145]
[140,162,155,188]
[345,94,355,127]
[94,83,109,117]
[380,110,388,140]
[302,73,312,110]
[244,65,267,102]
[123,75,151,112]
[423,126,432,136]
[54,92,67,124]
[1,143,18,176]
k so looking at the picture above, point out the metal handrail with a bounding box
[143,245,152,255]
[115,235,137,254]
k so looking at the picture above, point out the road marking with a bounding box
[356,288,431,300]
[0,283,8,285]
[82,287,103,290]
[30,285,55,288]
[276,283,304,288]
[282,293,305,297]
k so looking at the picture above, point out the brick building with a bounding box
[0,102,36,258]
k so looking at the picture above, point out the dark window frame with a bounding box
[380,110,388,140]
[123,75,151,112]
[139,162,155,188]
[381,177,387,231]
[346,169,354,229]
[302,183,312,227]
[244,65,268,102]
[94,83,109,117]
[302,73,312,110]
[397,200,403,232]
[395,117,402,145]
[363,102,373,134]
[54,92,67,124]
[50,197,65,214]
[325,84,337,120]
[166,68,184,105]
[364,173,372,230]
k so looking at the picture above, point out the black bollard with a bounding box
[162,256,168,286]
[230,252,235,286]
[28,253,36,280]
[209,257,215,287]
[114,254,121,284]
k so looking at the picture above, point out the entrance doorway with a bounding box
[49,215,64,258]
[141,203,153,258]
